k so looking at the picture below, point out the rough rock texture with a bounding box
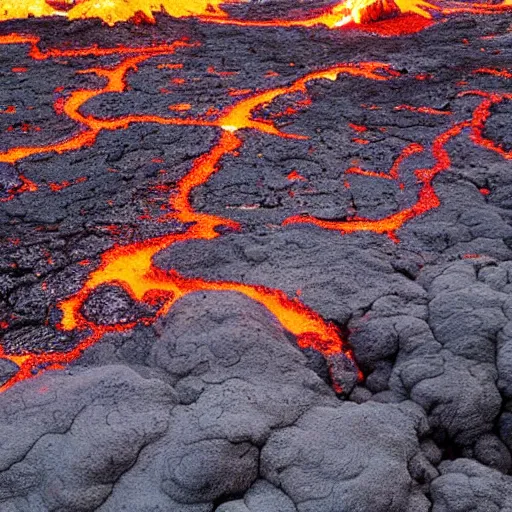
[0,293,435,511]
[431,459,512,512]
[0,366,174,511]
[1,1,512,510]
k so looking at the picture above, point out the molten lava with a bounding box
[1,9,511,393]
[66,0,242,25]
[0,0,57,22]
[197,0,512,36]
[1,37,395,391]
[1,0,511,35]
[0,0,245,25]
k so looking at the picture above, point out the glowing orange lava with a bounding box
[66,0,244,26]
[198,0,512,36]
[283,81,512,240]
[0,0,58,22]
[394,104,452,116]
[0,0,245,25]
[0,175,39,202]
[1,32,510,393]
[1,37,394,391]
[1,0,511,36]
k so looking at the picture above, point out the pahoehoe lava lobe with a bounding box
[1,1,512,511]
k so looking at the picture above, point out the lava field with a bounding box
[1,1,512,510]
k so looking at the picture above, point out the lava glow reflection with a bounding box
[1,38,396,392]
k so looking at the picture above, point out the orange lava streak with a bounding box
[168,103,191,112]
[283,123,461,238]
[0,38,194,165]
[197,0,512,36]
[462,90,512,160]
[440,0,512,16]
[48,176,87,191]
[0,175,39,202]
[214,62,393,136]
[0,33,194,60]
[284,81,512,237]
[394,104,452,115]
[345,142,423,181]
[0,133,350,392]
[2,42,394,390]
[170,131,242,227]
[473,68,512,80]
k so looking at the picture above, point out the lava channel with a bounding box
[1,33,510,394]
[0,36,397,392]
[283,71,512,240]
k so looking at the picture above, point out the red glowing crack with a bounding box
[2,0,512,36]
[197,0,512,37]
[0,33,510,392]
[284,75,512,240]
[0,37,395,391]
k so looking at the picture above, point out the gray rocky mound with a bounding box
[0,293,436,511]
[1,284,511,511]
[1,4,512,511]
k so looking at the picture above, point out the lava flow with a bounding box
[284,71,512,240]
[199,0,512,36]
[1,26,511,393]
[0,0,58,22]
[65,0,243,25]
[2,0,512,36]
[0,36,397,392]
[0,0,245,24]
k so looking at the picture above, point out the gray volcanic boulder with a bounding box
[431,459,512,512]
[216,480,297,512]
[350,259,509,450]
[131,292,434,512]
[0,292,436,511]
[260,400,433,512]
[0,366,174,511]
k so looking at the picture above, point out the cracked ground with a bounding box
[1,1,512,511]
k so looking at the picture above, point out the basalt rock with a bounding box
[1,2,512,511]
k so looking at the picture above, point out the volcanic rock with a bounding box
[1,2,512,510]
[431,459,512,512]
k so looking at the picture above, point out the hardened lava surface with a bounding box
[1,2,512,511]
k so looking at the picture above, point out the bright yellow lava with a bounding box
[395,0,438,17]
[0,0,57,21]
[67,0,244,25]
[1,0,511,26]
[336,0,439,24]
